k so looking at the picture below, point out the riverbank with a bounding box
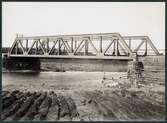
[2,71,165,121]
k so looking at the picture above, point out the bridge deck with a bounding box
[9,54,132,60]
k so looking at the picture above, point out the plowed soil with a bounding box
[2,90,78,121]
[1,87,165,121]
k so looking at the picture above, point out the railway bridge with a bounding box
[4,33,162,71]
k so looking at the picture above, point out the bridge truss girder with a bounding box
[8,33,161,60]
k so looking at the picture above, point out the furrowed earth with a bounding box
[2,71,165,121]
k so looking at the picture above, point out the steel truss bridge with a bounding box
[8,33,162,60]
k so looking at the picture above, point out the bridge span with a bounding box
[4,33,162,71]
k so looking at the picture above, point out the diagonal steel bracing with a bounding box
[8,33,161,60]
[123,36,161,55]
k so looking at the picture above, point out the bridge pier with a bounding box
[3,56,40,71]
[127,53,144,88]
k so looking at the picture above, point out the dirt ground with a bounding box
[2,72,165,121]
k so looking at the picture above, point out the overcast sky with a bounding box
[2,2,165,49]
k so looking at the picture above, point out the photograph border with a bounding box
[0,0,166,123]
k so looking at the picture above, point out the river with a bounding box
[2,71,126,91]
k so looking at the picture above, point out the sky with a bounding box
[2,2,165,49]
